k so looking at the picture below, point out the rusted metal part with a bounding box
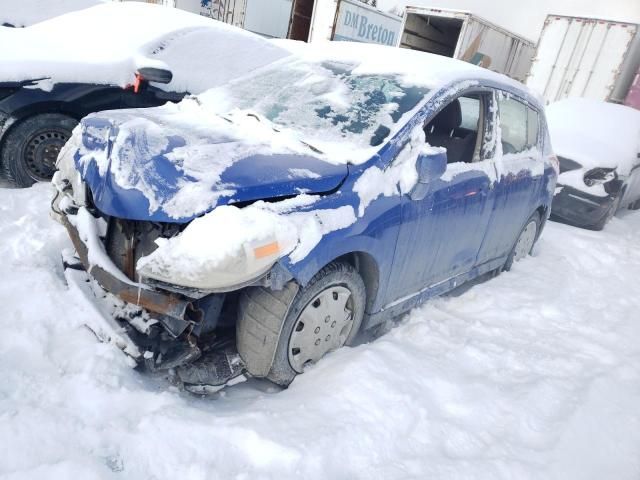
[61,213,193,323]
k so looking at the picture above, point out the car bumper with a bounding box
[551,185,615,229]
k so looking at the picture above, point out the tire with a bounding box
[503,212,541,272]
[237,262,366,387]
[0,113,77,187]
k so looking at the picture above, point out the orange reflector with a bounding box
[254,241,279,259]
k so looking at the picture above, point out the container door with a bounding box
[288,0,315,41]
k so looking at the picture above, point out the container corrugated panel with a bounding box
[527,15,639,103]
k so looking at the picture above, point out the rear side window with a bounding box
[498,94,539,154]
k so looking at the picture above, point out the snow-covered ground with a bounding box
[1,183,639,479]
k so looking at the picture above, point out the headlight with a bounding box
[583,167,616,187]
[135,206,297,292]
[137,235,284,291]
[54,131,86,206]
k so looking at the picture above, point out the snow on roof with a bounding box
[273,39,534,98]
[0,2,290,94]
[546,98,640,174]
[0,0,104,27]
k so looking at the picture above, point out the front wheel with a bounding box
[503,212,540,271]
[0,113,77,187]
[237,262,366,387]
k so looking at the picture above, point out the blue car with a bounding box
[52,43,557,390]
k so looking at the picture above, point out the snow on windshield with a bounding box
[198,59,430,163]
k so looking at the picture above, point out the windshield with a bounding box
[204,59,429,158]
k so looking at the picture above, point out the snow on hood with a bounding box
[68,101,348,222]
[0,2,289,94]
[546,98,640,175]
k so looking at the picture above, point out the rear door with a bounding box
[477,92,543,263]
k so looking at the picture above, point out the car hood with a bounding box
[71,107,348,223]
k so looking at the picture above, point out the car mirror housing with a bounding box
[136,67,173,85]
[410,150,447,201]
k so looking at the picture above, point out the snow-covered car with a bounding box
[51,42,557,391]
[547,98,640,230]
[0,2,288,187]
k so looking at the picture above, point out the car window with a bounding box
[424,93,489,165]
[214,60,430,149]
[527,107,539,149]
[459,96,480,131]
[498,94,540,154]
[498,95,527,154]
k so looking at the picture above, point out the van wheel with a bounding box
[237,262,365,387]
[0,113,77,187]
[503,212,540,271]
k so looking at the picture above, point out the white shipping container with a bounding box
[398,7,536,82]
[526,14,640,104]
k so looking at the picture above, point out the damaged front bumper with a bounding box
[51,177,256,391]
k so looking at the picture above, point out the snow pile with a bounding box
[2,185,640,478]
[0,2,289,94]
[0,0,103,27]
[137,194,357,280]
[547,98,640,176]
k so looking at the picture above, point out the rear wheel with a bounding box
[237,262,366,387]
[503,212,540,271]
[0,113,77,187]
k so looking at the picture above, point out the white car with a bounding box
[547,98,640,230]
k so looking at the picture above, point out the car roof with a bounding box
[0,2,290,94]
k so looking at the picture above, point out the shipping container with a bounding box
[397,7,536,82]
[526,14,640,104]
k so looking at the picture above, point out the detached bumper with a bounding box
[551,185,615,229]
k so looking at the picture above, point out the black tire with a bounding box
[238,262,366,387]
[0,113,77,187]
[503,211,541,272]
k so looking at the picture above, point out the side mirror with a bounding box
[416,150,447,183]
[411,150,447,201]
[136,67,173,84]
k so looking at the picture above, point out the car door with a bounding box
[477,92,543,264]
[385,89,499,303]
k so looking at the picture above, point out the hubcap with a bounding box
[513,220,537,262]
[23,129,69,181]
[288,286,355,373]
